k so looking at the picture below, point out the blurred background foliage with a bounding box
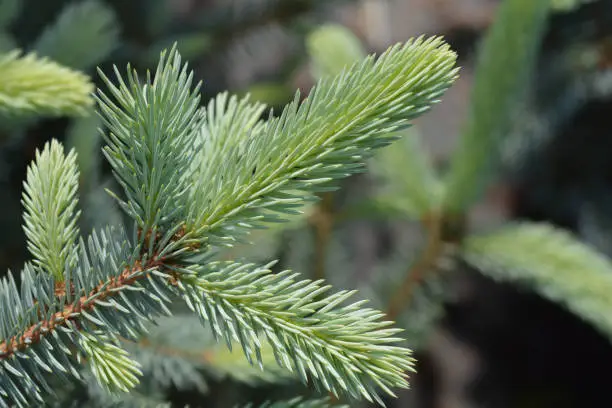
[1,0,612,407]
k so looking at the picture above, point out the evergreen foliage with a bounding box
[186,36,457,248]
[0,51,93,117]
[96,47,205,242]
[0,34,458,406]
[180,261,414,401]
[22,139,80,282]
[1,0,608,406]
[78,331,142,394]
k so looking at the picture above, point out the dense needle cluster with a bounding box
[0,36,458,407]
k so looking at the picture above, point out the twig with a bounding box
[0,227,187,360]
[0,259,163,359]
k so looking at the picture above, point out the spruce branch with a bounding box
[0,226,174,406]
[463,222,612,340]
[22,139,81,281]
[189,36,458,246]
[0,38,458,406]
[97,43,431,402]
[187,91,267,244]
[0,50,94,117]
[96,45,204,246]
[101,38,455,403]
[443,0,549,214]
[179,261,415,403]
[33,0,119,71]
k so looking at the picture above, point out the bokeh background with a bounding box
[1,0,612,407]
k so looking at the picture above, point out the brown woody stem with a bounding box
[0,257,164,360]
